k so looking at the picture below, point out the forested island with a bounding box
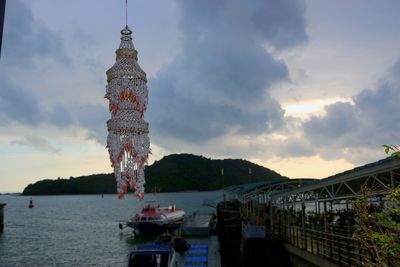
[22,154,288,195]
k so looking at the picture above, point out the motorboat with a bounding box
[155,232,190,253]
[127,202,185,236]
[128,244,175,267]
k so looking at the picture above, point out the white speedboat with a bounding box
[127,202,185,235]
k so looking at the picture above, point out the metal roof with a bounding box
[225,180,283,195]
[224,157,400,203]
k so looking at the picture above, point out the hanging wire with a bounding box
[125,0,128,26]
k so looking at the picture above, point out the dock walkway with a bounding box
[181,212,214,236]
[184,243,208,267]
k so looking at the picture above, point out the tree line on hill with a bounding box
[22,154,288,195]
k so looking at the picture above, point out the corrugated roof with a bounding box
[225,180,282,195]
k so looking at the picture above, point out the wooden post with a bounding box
[323,201,327,256]
[269,199,273,238]
[0,203,5,233]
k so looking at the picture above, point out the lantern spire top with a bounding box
[120,1,134,50]
[119,25,135,50]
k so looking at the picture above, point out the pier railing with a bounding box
[232,158,400,266]
[273,223,370,266]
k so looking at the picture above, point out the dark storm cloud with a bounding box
[304,59,400,154]
[0,68,106,145]
[278,139,315,158]
[0,72,107,143]
[44,103,107,144]
[11,135,60,153]
[303,102,357,146]
[1,0,68,66]
[70,104,108,144]
[148,0,307,142]
[0,71,76,127]
[0,77,107,144]
[0,73,42,124]
[0,0,72,126]
[0,0,108,144]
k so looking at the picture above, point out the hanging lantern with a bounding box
[105,25,150,199]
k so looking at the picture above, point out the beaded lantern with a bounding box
[105,25,150,199]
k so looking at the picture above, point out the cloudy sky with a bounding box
[1,0,400,192]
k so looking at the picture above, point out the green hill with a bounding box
[22,153,288,195]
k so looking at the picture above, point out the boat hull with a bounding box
[133,222,166,236]
[129,220,183,236]
[127,204,185,236]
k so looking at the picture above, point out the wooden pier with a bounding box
[0,203,6,233]
[217,200,291,267]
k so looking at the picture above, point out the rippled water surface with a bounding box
[0,191,221,266]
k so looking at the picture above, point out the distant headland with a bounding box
[22,153,288,195]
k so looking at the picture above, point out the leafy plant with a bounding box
[352,187,400,267]
[383,145,400,158]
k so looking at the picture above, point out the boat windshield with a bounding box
[142,204,156,213]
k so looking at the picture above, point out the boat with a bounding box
[155,232,173,245]
[155,232,190,253]
[127,202,185,236]
[128,244,176,267]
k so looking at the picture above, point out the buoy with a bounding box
[28,198,34,208]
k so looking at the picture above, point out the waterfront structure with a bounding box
[0,203,5,233]
[222,157,400,266]
[105,25,150,199]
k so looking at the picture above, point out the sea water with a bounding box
[0,191,222,266]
